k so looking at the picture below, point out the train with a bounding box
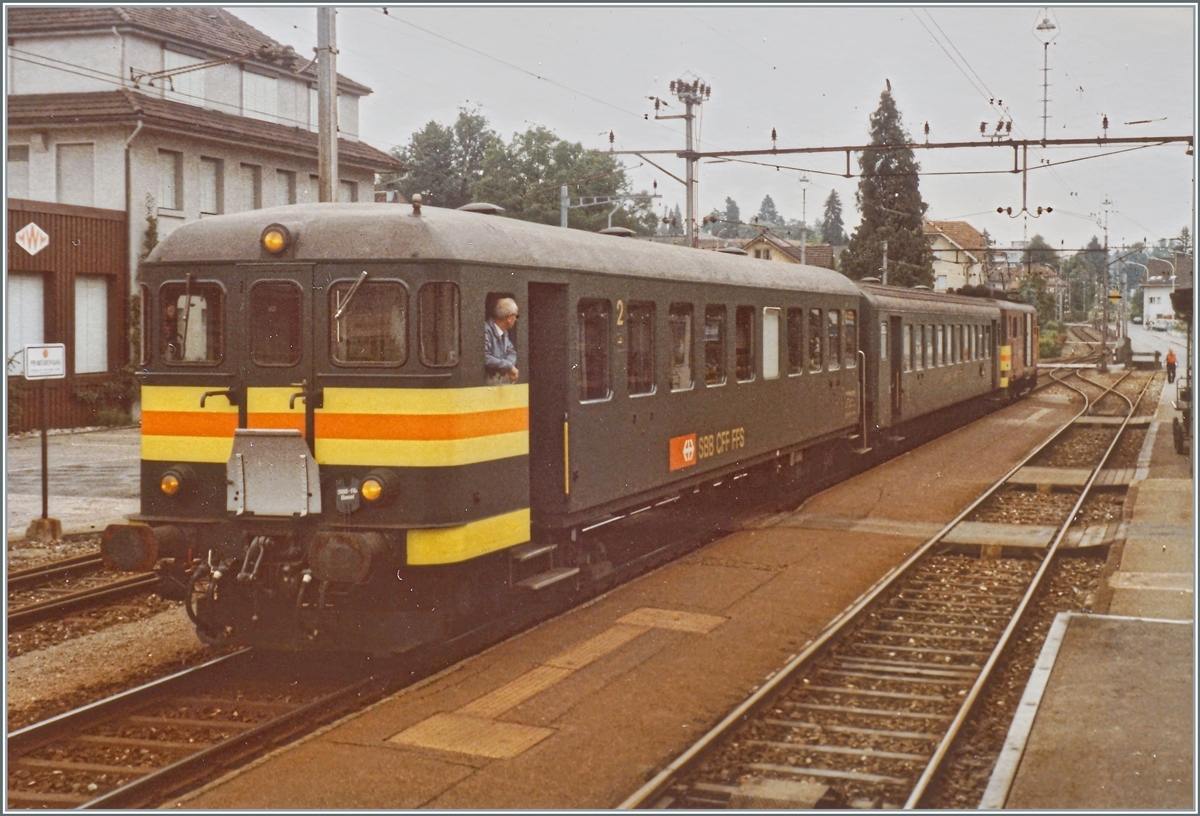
[101,200,1038,654]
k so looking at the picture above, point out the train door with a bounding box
[889,315,904,418]
[236,264,317,446]
[527,283,571,523]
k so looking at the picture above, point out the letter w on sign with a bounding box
[669,433,697,471]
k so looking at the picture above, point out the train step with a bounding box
[509,542,557,563]
[518,567,580,590]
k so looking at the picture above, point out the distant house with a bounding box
[6,6,402,429]
[923,220,987,291]
[741,231,835,269]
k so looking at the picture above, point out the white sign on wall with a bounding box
[23,344,66,380]
[15,222,50,256]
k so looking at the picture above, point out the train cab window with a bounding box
[879,321,887,361]
[936,325,944,366]
[736,305,755,382]
[827,310,842,371]
[578,299,612,401]
[161,280,224,364]
[250,281,302,366]
[762,307,780,380]
[627,301,655,395]
[418,282,461,367]
[668,304,694,391]
[787,308,805,375]
[808,308,823,372]
[902,324,912,372]
[331,280,407,365]
[844,309,857,367]
[705,305,726,386]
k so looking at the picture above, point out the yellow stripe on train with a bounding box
[142,385,238,413]
[143,434,235,463]
[407,508,531,565]
[314,432,529,467]
[320,384,529,414]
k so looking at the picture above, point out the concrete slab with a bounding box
[995,614,1193,810]
[942,521,1057,548]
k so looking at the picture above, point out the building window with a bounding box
[338,180,358,203]
[7,273,44,375]
[704,305,726,386]
[242,70,277,122]
[57,143,95,207]
[241,163,262,210]
[735,305,755,382]
[158,150,183,210]
[74,276,109,373]
[200,157,223,215]
[331,280,407,365]
[7,145,29,199]
[827,309,842,371]
[161,281,224,364]
[578,299,612,401]
[164,49,205,105]
[250,281,302,367]
[418,282,460,367]
[787,308,804,375]
[754,248,772,260]
[762,307,780,380]
[627,301,655,396]
[808,308,823,372]
[276,169,297,206]
[668,303,694,391]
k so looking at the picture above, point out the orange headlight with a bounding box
[160,473,181,496]
[361,478,384,501]
[261,223,292,254]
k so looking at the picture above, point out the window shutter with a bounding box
[74,276,109,374]
[242,71,278,122]
[164,49,205,105]
[7,274,45,375]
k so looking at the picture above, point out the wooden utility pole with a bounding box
[317,8,338,202]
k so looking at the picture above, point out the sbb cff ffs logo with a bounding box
[669,433,698,471]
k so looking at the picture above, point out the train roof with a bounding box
[857,281,1036,317]
[145,203,862,297]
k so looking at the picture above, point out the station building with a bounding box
[5,7,403,430]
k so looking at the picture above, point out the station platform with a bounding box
[982,377,1194,810]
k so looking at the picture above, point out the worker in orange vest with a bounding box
[1166,348,1177,383]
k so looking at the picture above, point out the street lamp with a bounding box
[798,173,811,266]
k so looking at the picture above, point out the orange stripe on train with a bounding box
[142,411,239,437]
[316,407,528,440]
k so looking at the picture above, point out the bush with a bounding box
[1040,328,1063,359]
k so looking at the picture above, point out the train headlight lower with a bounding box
[159,465,194,497]
[261,223,293,254]
[360,469,399,505]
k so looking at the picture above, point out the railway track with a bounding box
[7,552,161,629]
[620,371,1154,810]
[5,649,396,809]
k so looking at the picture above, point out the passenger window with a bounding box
[762,307,780,380]
[961,325,969,362]
[705,305,726,385]
[808,308,823,372]
[827,309,842,371]
[787,308,805,375]
[844,309,857,367]
[627,301,655,395]
[161,280,224,364]
[880,320,887,361]
[250,281,301,366]
[954,325,962,362]
[578,299,611,401]
[935,325,944,367]
[985,326,992,358]
[331,279,407,365]
[736,305,755,382]
[902,324,912,372]
[923,325,931,369]
[914,324,924,371]
[668,304,694,391]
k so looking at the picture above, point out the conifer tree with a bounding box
[821,190,847,246]
[841,86,934,286]
[756,195,782,226]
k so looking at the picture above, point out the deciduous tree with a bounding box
[390,107,499,209]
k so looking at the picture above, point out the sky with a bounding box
[234,4,1197,254]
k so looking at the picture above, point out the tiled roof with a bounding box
[8,90,403,173]
[923,219,987,260]
[6,7,371,95]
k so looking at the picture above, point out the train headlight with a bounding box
[159,465,194,498]
[261,223,293,254]
[360,469,399,505]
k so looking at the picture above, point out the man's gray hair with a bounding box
[493,298,518,319]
